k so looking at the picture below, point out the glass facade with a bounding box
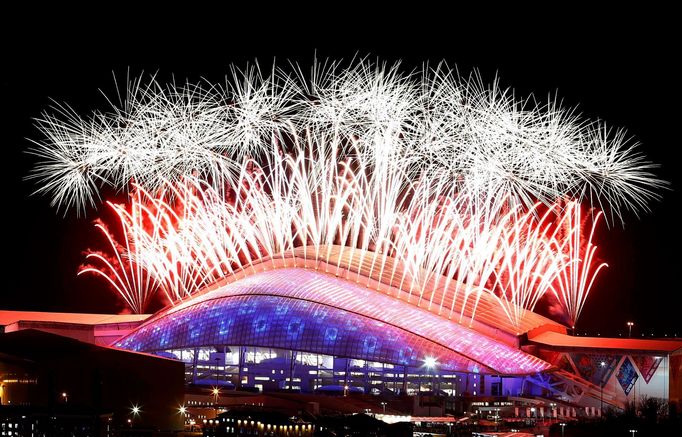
[118,294,482,371]
[116,268,550,393]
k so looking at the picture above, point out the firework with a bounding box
[550,201,608,328]
[79,158,604,330]
[30,58,660,328]
[78,191,158,313]
[28,59,663,220]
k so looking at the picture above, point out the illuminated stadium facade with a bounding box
[116,267,548,393]
[107,255,681,413]
[2,255,681,418]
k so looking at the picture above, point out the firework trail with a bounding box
[550,201,608,328]
[29,58,660,327]
[78,191,158,314]
[78,163,604,330]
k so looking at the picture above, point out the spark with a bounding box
[551,201,608,328]
[77,190,159,313]
[28,58,663,221]
[29,58,661,329]
[81,169,606,329]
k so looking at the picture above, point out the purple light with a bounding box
[134,268,551,375]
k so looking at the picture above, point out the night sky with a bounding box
[3,16,679,337]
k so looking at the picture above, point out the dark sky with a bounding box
[2,14,680,337]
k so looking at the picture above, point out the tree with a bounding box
[638,395,667,424]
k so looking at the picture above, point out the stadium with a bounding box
[4,58,681,432]
[3,250,679,421]
[114,251,681,412]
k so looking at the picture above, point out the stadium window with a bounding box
[491,382,501,396]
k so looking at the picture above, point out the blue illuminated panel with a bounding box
[117,268,551,374]
[117,294,480,371]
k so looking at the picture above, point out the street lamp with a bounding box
[629,429,637,437]
[559,422,566,437]
[179,405,188,426]
[423,357,437,416]
[61,392,68,404]
[599,361,606,415]
[129,404,141,427]
[380,401,387,413]
[213,356,220,407]
[627,321,634,337]
[424,356,437,391]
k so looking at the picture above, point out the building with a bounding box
[2,254,681,423]
[1,405,104,437]
[202,408,314,437]
[0,329,185,435]
[0,311,148,346]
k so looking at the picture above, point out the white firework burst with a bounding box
[28,58,666,327]
[28,58,663,221]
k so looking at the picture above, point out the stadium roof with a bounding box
[528,331,682,354]
[0,329,177,362]
[196,245,566,339]
[123,267,552,375]
[0,310,149,327]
